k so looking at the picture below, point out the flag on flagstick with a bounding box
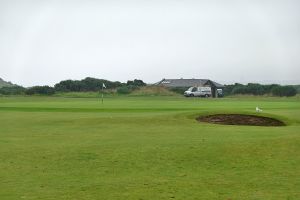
[101,83,106,104]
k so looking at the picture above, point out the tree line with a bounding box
[224,83,297,97]
[0,78,298,97]
[0,77,146,95]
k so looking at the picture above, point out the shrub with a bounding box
[117,85,141,94]
[292,85,300,94]
[25,86,55,95]
[271,86,297,97]
[117,86,131,94]
[126,79,146,87]
[231,85,247,95]
[54,77,123,92]
[0,86,26,95]
[170,87,189,94]
[130,86,178,96]
[246,83,265,95]
[224,83,294,96]
[224,83,247,95]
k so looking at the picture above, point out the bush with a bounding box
[117,86,131,94]
[25,86,55,95]
[130,86,178,96]
[170,87,189,94]
[246,83,265,95]
[117,85,140,94]
[231,85,247,95]
[0,86,26,95]
[54,77,123,92]
[271,86,297,97]
[126,79,146,87]
[230,83,265,95]
[224,83,292,96]
[292,85,300,94]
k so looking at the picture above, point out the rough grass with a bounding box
[53,90,118,98]
[0,96,299,200]
[130,86,178,96]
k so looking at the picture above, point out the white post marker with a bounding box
[102,83,106,104]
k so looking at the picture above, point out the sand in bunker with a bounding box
[197,114,285,126]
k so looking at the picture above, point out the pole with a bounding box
[101,85,104,104]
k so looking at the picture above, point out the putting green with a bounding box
[0,96,299,200]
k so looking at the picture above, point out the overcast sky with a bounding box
[0,0,299,86]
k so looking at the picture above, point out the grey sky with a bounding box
[0,0,299,86]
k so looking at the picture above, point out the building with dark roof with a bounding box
[155,78,224,97]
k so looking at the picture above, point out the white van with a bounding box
[184,86,212,97]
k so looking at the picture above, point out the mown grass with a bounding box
[0,96,299,200]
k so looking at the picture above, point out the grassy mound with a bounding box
[129,86,179,96]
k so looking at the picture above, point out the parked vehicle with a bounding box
[184,87,212,97]
[216,88,223,97]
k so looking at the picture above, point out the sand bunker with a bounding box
[197,114,285,126]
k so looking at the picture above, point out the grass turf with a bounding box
[0,96,299,199]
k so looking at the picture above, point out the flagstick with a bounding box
[101,83,106,104]
[101,85,104,104]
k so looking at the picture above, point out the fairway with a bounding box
[0,96,299,200]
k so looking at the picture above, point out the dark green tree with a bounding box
[25,86,55,95]
[271,86,296,97]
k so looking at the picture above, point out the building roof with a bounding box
[155,78,224,88]
[209,80,225,88]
